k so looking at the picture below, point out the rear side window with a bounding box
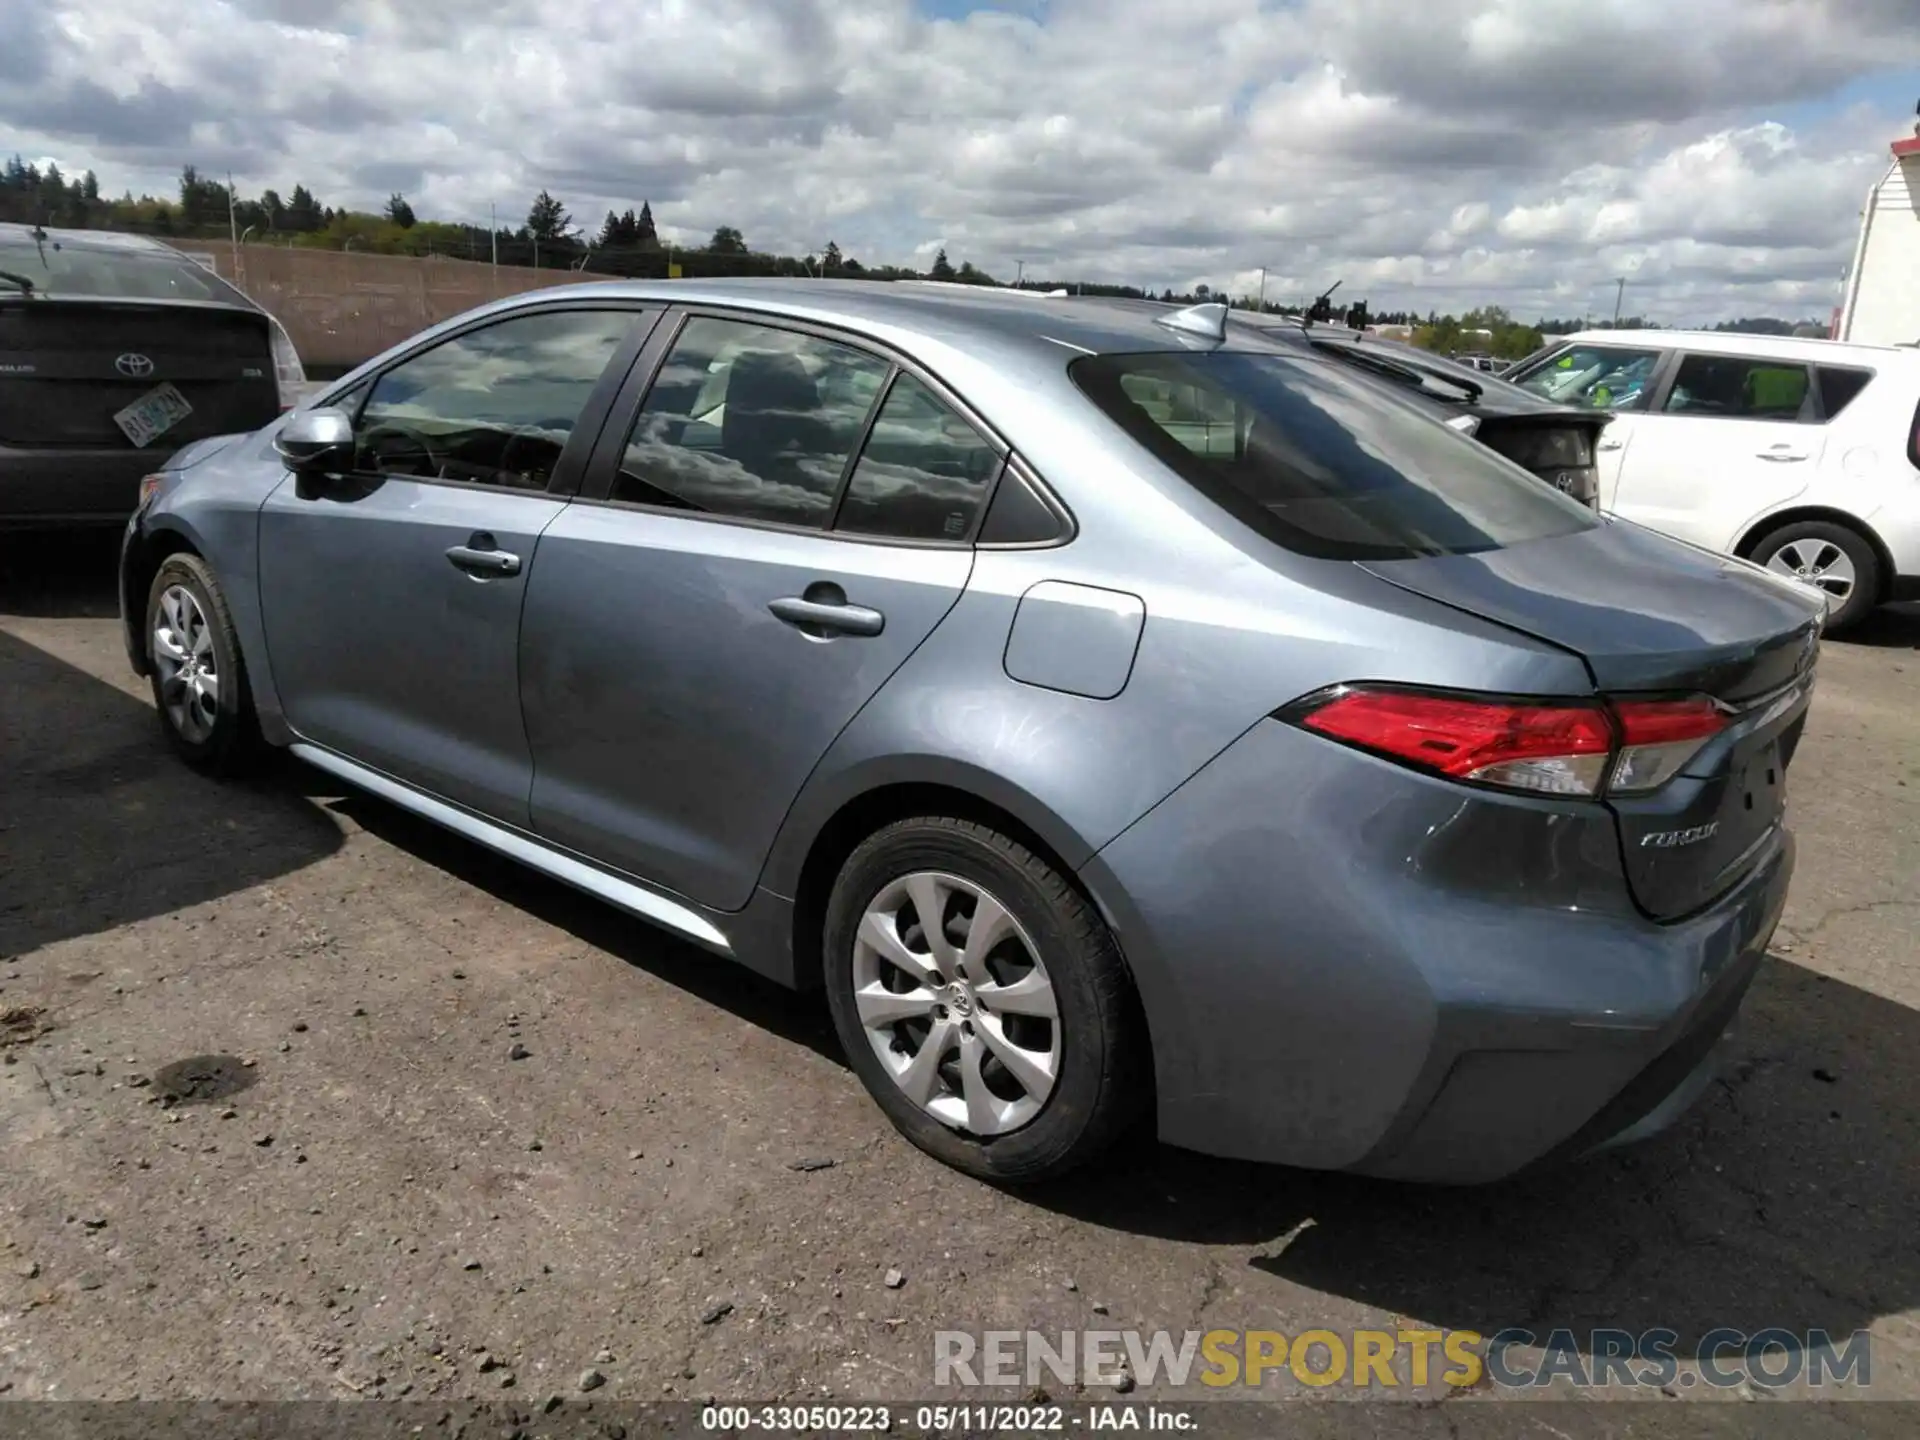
[1072,351,1598,561]
[835,373,1001,541]
[613,316,889,526]
[1663,354,1814,421]
[1815,365,1874,420]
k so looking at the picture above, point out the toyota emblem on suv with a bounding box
[115,353,155,378]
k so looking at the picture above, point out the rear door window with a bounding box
[1073,350,1598,560]
[612,316,890,527]
[1662,354,1815,421]
[834,373,1001,541]
[1514,344,1663,411]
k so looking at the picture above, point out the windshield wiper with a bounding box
[0,269,38,296]
[1308,338,1481,402]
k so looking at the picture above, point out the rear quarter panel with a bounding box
[757,431,1598,1102]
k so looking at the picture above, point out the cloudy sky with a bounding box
[4,0,1920,323]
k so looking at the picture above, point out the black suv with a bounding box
[1231,317,1609,508]
[1,225,303,526]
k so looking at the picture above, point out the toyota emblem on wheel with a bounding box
[115,353,155,378]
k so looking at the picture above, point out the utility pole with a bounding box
[1612,276,1626,326]
[490,203,499,293]
[226,171,239,274]
[1257,266,1268,312]
[1015,259,1025,288]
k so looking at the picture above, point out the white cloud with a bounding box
[2,0,1917,321]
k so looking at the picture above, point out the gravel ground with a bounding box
[1,531,1916,1418]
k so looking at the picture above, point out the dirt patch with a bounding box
[0,1005,48,1046]
[148,1054,257,1105]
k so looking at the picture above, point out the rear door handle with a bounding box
[445,539,522,578]
[1756,447,1810,463]
[768,596,885,638]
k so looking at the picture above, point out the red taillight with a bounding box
[1608,696,1727,794]
[1297,688,1615,796]
[1290,686,1730,798]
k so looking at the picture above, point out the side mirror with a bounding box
[274,406,355,474]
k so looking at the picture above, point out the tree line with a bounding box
[0,158,1820,343]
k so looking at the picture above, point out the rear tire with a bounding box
[822,816,1149,1184]
[144,553,264,776]
[1750,520,1881,635]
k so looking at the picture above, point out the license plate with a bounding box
[113,383,194,448]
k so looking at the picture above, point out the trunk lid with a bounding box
[1361,519,1826,921]
[0,298,279,448]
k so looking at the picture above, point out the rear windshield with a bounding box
[0,233,243,303]
[1071,350,1599,560]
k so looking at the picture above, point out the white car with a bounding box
[1507,329,1920,633]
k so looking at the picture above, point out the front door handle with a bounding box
[1597,438,1625,452]
[445,541,522,578]
[1756,447,1810,463]
[768,596,885,638]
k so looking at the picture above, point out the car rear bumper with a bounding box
[1081,718,1792,1184]
[0,445,156,525]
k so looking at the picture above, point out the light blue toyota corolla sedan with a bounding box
[119,279,1825,1184]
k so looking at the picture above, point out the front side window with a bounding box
[1073,350,1598,561]
[612,316,890,526]
[836,373,1001,540]
[354,309,637,488]
[1663,354,1813,421]
[1514,344,1663,411]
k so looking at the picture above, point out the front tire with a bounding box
[144,553,263,775]
[1752,520,1881,634]
[822,816,1148,1183]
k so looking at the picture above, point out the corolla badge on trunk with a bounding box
[1641,822,1721,848]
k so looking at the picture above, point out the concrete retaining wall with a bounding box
[170,243,597,370]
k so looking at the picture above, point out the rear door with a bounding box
[258,304,656,825]
[1610,351,1828,549]
[520,310,1004,910]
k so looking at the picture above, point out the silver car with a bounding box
[119,280,1825,1184]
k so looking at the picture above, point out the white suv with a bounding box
[1507,330,1920,633]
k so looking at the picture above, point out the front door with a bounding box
[1610,352,1825,550]
[258,306,649,824]
[521,313,1006,910]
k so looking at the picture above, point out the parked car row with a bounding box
[1,224,304,527]
[1229,315,1611,509]
[120,279,1825,1185]
[1507,329,1920,632]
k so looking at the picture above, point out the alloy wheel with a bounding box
[851,870,1061,1137]
[153,584,220,743]
[1764,538,1856,600]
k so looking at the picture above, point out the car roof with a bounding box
[1560,328,1917,364]
[497,277,1305,367]
[0,224,187,257]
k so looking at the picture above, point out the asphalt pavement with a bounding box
[1,529,1915,1422]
